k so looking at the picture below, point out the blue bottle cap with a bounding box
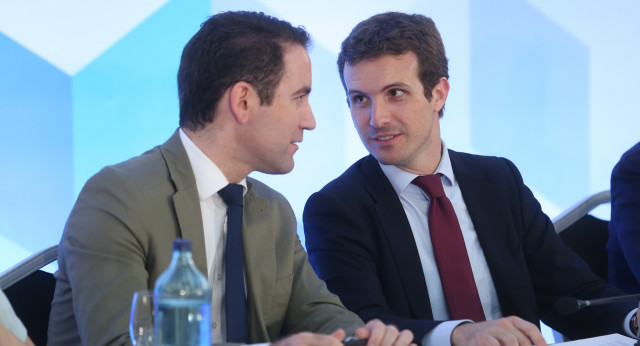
[172,238,192,251]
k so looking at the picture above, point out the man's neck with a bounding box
[393,141,443,176]
[181,126,250,184]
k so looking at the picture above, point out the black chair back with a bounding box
[558,214,609,282]
[4,270,56,345]
[0,245,58,345]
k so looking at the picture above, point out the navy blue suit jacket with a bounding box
[304,151,634,342]
[608,141,640,293]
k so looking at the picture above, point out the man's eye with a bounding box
[390,89,405,97]
[353,95,366,103]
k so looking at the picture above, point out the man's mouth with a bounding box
[376,135,395,141]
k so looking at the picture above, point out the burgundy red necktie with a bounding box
[412,174,485,322]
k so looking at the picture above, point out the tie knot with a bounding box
[218,184,244,207]
[412,174,445,198]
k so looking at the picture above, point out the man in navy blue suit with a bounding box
[608,141,640,293]
[303,12,639,345]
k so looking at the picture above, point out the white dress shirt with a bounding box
[179,129,247,343]
[0,289,27,343]
[379,142,502,346]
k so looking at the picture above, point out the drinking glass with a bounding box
[129,290,154,346]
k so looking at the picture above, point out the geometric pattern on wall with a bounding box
[0,0,210,268]
[470,0,588,208]
[0,32,73,252]
[2,0,640,274]
[73,0,210,193]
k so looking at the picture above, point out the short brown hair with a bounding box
[338,12,449,116]
[178,11,310,131]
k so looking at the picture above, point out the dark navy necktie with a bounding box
[412,174,485,322]
[218,184,249,342]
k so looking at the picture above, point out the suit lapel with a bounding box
[159,130,208,274]
[160,133,274,340]
[449,150,524,316]
[449,150,508,258]
[241,179,274,341]
[360,156,434,319]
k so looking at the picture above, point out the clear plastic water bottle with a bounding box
[154,238,211,346]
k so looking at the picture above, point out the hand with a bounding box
[451,316,547,346]
[271,329,345,346]
[352,319,415,346]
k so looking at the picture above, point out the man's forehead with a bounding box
[278,45,312,92]
[282,45,311,70]
[344,53,419,90]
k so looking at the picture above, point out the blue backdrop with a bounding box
[1,0,639,277]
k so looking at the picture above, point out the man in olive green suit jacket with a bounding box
[47,131,361,345]
[47,11,413,346]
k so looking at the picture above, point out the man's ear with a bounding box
[431,77,450,112]
[229,81,257,124]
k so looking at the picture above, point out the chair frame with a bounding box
[552,190,611,233]
[0,245,58,290]
[549,190,611,343]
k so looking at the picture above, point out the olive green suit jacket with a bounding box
[47,130,362,346]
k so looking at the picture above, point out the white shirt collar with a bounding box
[179,128,247,200]
[379,141,454,196]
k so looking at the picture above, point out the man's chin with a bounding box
[257,162,295,175]
[371,153,398,166]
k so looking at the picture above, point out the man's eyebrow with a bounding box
[347,82,411,96]
[382,82,411,91]
[293,86,311,95]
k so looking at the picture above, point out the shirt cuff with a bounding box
[623,308,638,339]
[421,320,471,346]
[0,291,27,342]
